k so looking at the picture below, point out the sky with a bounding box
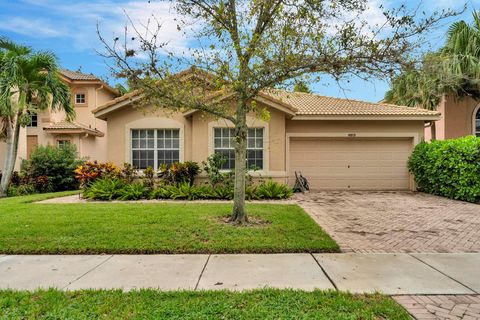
[0,0,477,102]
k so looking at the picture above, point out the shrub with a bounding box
[202,154,255,188]
[202,153,232,187]
[245,185,259,200]
[74,161,120,188]
[83,178,125,200]
[142,166,156,190]
[120,163,137,183]
[150,183,213,200]
[213,185,234,200]
[158,161,201,186]
[6,184,36,197]
[118,182,148,200]
[408,136,480,203]
[256,181,293,199]
[21,144,84,192]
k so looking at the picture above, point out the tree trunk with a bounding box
[430,121,436,141]
[0,115,20,197]
[230,101,248,225]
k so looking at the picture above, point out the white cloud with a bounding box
[0,16,65,38]
[9,0,191,54]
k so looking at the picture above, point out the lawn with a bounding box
[0,192,339,254]
[0,289,410,319]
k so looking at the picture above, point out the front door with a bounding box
[26,135,38,159]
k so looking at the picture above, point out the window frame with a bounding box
[74,92,87,105]
[474,105,480,137]
[130,128,181,170]
[213,127,265,171]
[27,112,38,127]
[56,139,72,148]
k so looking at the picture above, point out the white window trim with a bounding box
[472,103,480,136]
[125,117,184,169]
[74,92,87,105]
[131,129,181,170]
[207,116,269,173]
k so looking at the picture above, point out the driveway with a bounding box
[296,191,480,253]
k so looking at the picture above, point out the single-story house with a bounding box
[93,68,440,191]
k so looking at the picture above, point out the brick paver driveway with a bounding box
[296,191,480,253]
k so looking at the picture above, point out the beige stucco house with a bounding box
[424,95,480,140]
[92,69,440,191]
[0,69,119,170]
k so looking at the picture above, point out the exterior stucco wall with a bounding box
[105,106,192,166]
[104,102,287,177]
[443,96,478,139]
[286,120,425,139]
[426,95,479,141]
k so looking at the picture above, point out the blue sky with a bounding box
[0,0,476,102]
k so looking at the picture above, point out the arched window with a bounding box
[476,107,480,137]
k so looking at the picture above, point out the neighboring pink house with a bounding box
[424,95,480,140]
[0,69,119,170]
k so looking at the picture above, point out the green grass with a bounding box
[0,192,339,254]
[0,289,410,319]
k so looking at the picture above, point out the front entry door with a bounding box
[26,135,38,159]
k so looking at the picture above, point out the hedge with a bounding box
[408,136,480,203]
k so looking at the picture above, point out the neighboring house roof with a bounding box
[59,69,119,96]
[43,121,104,137]
[60,69,101,81]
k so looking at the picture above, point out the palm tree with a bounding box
[441,11,480,99]
[0,38,74,197]
[385,11,480,139]
[384,54,449,140]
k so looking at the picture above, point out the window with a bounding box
[476,108,480,137]
[213,128,264,170]
[57,140,71,148]
[131,129,180,169]
[75,93,86,104]
[27,112,37,127]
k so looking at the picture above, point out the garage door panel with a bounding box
[289,138,412,190]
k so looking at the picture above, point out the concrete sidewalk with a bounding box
[0,253,478,295]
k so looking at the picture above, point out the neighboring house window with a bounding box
[476,108,480,137]
[75,93,86,104]
[57,140,71,148]
[27,112,37,127]
[213,128,264,170]
[131,129,180,169]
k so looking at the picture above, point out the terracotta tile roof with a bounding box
[60,69,100,81]
[92,89,142,114]
[43,121,104,137]
[92,70,440,119]
[263,89,440,117]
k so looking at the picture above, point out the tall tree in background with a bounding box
[385,11,480,139]
[442,11,480,98]
[0,38,74,197]
[384,54,452,140]
[293,81,312,93]
[100,0,455,224]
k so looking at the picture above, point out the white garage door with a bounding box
[289,137,412,190]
